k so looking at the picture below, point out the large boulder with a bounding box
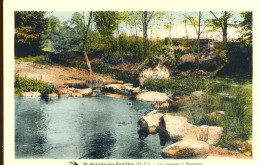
[139,65,170,86]
[79,88,93,96]
[199,125,223,145]
[135,91,170,102]
[21,92,41,97]
[137,110,164,137]
[48,93,58,97]
[158,115,196,144]
[162,139,210,158]
[157,114,223,146]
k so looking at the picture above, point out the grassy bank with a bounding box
[15,54,53,65]
[15,76,57,96]
[144,78,252,152]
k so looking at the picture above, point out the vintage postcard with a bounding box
[3,0,260,165]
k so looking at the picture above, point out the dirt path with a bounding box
[15,62,119,87]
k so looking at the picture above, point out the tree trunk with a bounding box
[84,52,93,81]
[184,13,189,40]
[223,11,228,42]
[143,11,149,59]
[196,11,202,68]
[198,11,201,42]
[82,11,93,86]
[169,23,172,39]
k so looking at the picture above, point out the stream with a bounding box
[15,96,171,159]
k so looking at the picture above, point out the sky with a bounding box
[45,11,243,41]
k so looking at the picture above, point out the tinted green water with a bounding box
[15,96,169,159]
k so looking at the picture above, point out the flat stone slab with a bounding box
[162,139,210,158]
[48,93,58,97]
[135,91,170,102]
[21,92,41,97]
[105,93,126,99]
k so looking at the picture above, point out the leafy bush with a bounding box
[15,76,57,96]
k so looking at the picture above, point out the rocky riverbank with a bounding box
[15,61,252,159]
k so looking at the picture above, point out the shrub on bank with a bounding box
[143,78,214,96]
[15,76,57,96]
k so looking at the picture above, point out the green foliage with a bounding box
[93,11,123,56]
[93,11,122,37]
[180,83,252,150]
[15,11,47,57]
[15,76,57,96]
[239,12,252,40]
[207,11,234,41]
[214,40,252,76]
[43,12,98,53]
[15,55,53,65]
[146,47,185,70]
[143,78,211,96]
[207,11,232,31]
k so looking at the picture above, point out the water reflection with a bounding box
[15,97,166,159]
[15,97,48,158]
[81,131,116,159]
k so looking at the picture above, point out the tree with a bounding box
[239,11,252,41]
[141,11,164,59]
[93,11,122,56]
[68,11,94,82]
[208,11,232,42]
[43,16,68,52]
[184,11,208,65]
[125,12,141,37]
[15,11,47,57]
[82,11,94,82]
[183,13,189,40]
[165,12,175,39]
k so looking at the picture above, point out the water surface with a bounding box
[15,96,169,159]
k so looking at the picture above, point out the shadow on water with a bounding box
[80,131,116,159]
[15,97,48,158]
[123,139,149,158]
